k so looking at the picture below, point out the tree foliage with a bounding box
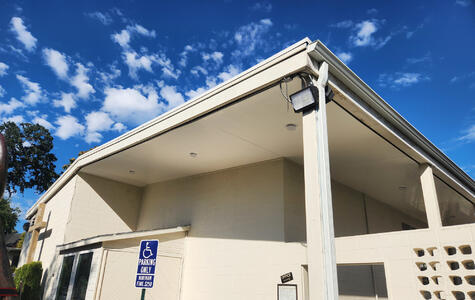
[62,147,96,171]
[0,197,20,234]
[0,121,59,196]
[14,261,43,300]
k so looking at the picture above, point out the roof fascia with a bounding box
[307,40,474,199]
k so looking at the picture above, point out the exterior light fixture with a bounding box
[285,123,297,131]
[189,152,198,158]
[289,85,333,113]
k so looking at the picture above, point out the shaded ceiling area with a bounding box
[81,80,304,186]
[82,80,465,224]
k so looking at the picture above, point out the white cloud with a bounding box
[123,50,179,80]
[378,72,430,88]
[0,85,5,98]
[127,24,156,38]
[179,45,195,67]
[84,111,117,143]
[98,64,121,86]
[111,24,156,49]
[0,98,24,115]
[85,131,102,144]
[350,20,391,49]
[367,8,378,15]
[3,115,24,124]
[102,87,164,125]
[233,19,273,57]
[250,1,272,12]
[0,62,9,76]
[394,73,423,86]
[458,124,475,142]
[43,48,69,79]
[112,29,131,48]
[53,92,76,113]
[16,74,44,105]
[351,20,378,46]
[160,85,185,109]
[55,115,85,140]
[123,51,153,78]
[330,20,354,29]
[85,111,114,132]
[32,116,54,130]
[185,87,207,100]
[71,63,95,99]
[112,122,126,132]
[10,17,37,52]
[406,53,431,64]
[455,0,472,6]
[449,71,475,84]
[336,52,353,64]
[85,11,113,25]
[190,66,208,77]
[202,51,224,64]
[217,64,241,82]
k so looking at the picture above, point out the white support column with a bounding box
[302,62,338,300]
[419,164,443,229]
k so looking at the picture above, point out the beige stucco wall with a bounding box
[64,173,143,243]
[98,232,186,300]
[28,177,77,299]
[332,180,427,237]
[136,159,308,300]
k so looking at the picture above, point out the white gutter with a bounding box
[307,40,474,197]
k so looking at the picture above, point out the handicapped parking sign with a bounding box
[135,240,159,288]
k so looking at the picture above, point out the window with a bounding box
[55,256,75,300]
[54,251,94,300]
[72,253,93,300]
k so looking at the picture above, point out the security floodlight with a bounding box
[289,85,319,113]
[289,85,333,113]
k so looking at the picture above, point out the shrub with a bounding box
[14,261,42,300]
[17,232,25,248]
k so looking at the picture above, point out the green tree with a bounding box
[0,121,59,196]
[0,197,20,234]
[62,147,96,171]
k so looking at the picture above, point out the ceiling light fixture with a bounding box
[129,170,135,174]
[286,123,297,131]
[189,152,198,158]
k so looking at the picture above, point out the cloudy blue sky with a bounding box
[0,0,474,230]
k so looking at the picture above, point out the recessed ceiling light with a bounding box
[129,170,135,174]
[285,123,297,131]
[189,152,198,158]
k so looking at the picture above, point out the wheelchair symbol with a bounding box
[142,242,154,258]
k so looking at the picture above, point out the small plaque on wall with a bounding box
[278,284,297,300]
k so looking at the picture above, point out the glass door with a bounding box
[55,251,94,300]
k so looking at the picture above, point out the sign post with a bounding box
[136,240,159,299]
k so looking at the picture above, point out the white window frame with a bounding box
[54,248,100,300]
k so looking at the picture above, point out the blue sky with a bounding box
[0,0,474,231]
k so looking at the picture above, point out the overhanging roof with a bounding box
[26,38,474,217]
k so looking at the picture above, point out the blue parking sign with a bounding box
[135,240,159,288]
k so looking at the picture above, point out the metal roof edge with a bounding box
[56,225,190,251]
[307,40,474,195]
